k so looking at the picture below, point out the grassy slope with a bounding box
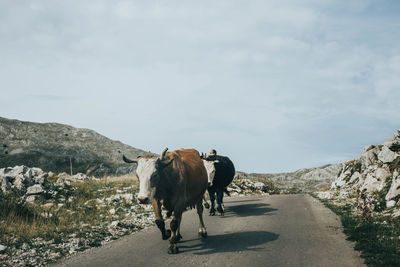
[314,195,400,267]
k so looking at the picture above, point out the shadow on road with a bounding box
[222,202,278,217]
[179,231,279,255]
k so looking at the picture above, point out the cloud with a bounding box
[1,0,399,172]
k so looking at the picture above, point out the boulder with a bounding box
[0,244,6,253]
[26,184,44,195]
[0,177,11,193]
[360,173,381,192]
[378,146,399,163]
[13,174,26,190]
[386,200,396,208]
[385,171,400,202]
[384,140,400,152]
[360,148,378,168]
[3,165,27,180]
[254,182,265,190]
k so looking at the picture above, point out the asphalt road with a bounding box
[52,195,365,267]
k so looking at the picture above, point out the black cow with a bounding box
[201,153,235,216]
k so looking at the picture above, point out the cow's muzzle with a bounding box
[137,196,149,204]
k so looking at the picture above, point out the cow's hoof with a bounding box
[217,206,224,214]
[198,232,208,238]
[163,230,171,240]
[168,245,179,254]
[176,233,183,241]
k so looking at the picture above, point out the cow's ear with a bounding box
[157,158,174,168]
[162,158,174,167]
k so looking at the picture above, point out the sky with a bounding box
[1,0,400,173]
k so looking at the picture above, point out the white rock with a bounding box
[360,173,380,192]
[376,167,391,180]
[121,193,133,203]
[385,171,400,201]
[360,148,378,168]
[378,146,399,163]
[386,200,396,208]
[4,165,27,179]
[31,167,44,176]
[109,208,116,215]
[254,182,265,190]
[26,184,44,195]
[1,176,11,193]
[348,172,361,184]
[13,174,26,190]
[317,191,334,199]
[24,168,33,180]
[0,244,6,253]
[26,195,43,202]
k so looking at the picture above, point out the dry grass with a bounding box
[0,176,139,244]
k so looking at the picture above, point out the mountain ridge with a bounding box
[0,117,152,176]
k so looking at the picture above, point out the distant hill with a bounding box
[237,163,342,193]
[0,117,152,176]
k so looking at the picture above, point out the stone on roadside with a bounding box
[317,191,334,199]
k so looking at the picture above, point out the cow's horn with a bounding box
[122,155,138,164]
[161,148,168,160]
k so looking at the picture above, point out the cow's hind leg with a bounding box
[168,213,182,254]
[196,200,208,237]
[208,188,216,216]
[153,199,171,240]
[216,189,224,216]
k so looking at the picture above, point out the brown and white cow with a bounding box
[123,148,208,254]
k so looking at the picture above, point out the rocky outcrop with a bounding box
[318,130,400,217]
[247,164,342,193]
[227,173,280,195]
[0,117,152,176]
[0,165,99,203]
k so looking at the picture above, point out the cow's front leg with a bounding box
[207,188,216,216]
[168,213,182,254]
[153,199,171,240]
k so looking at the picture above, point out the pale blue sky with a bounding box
[1,0,399,173]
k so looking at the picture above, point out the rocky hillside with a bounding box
[247,163,342,193]
[0,117,151,176]
[318,130,400,217]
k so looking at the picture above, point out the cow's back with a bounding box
[213,155,235,188]
[168,149,208,206]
